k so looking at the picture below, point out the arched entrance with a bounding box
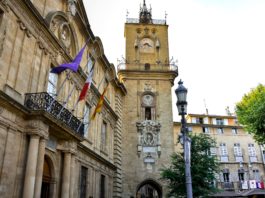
[136,179,162,198]
[41,156,54,198]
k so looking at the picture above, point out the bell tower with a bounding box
[118,1,178,197]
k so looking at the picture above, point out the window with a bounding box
[145,107,151,120]
[217,127,224,134]
[86,54,95,74]
[83,104,90,137]
[100,175,105,198]
[232,128,238,134]
[196,117,203,124]
[248,144,257,162]
[144,63,150,70]
[220,143,228,162]
[234,143,243,162]
[80,166,88,198]
[253,169,260,181]
[47,72,58,97]
[101,122,107,151]
[203,127,209,134]
[216,118,224,125]
[210,147,217,155]
[238,171,244,182]
[223,172,230,182]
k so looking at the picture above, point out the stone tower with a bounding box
[117,1,178,197]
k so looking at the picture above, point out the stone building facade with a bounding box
[0,0,126,197]
[174,114,265,195]
[4,0,264,198]
[117,2,178,197]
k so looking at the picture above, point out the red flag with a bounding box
[91,82,109,120]
[78,67,94,101]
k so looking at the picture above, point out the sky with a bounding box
[84,0,265,121]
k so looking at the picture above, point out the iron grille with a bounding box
[24,92,84,137]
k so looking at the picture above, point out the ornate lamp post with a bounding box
[175,80,193,198]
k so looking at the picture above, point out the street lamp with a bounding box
[175,80,193,198]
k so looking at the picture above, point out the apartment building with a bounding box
[174,113,265,196]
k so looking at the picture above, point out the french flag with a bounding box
[78,65,94,101]
[256,181,265,189]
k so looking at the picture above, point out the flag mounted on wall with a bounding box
[78,65,95,101]
[50,41,88,74]
[91,82,109,120]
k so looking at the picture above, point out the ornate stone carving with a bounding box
[46,12,76,56]
[59,22,71,48]
[136,120,161,159]
[144,81,152,91]
[17,19,32,38]
[68,0,77,16]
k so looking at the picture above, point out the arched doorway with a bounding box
[41,156,54,198]
[136,179,162,198]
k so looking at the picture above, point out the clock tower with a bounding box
[117,1,178,197]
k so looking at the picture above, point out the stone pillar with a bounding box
[23,135,40,198]
[69,155,76,198]
[34,138,46,198]
[61,152,71,198]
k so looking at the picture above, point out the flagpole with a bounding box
[57,84,76,118]
[47,37,91,111]
[66,54,96,123]
[77,104,90,133]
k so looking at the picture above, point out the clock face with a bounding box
[142,95,154,106]
[139,38,154,53]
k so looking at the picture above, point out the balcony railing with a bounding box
[221,182,234,190]
[126,18,166,25]
[117,63,178,73]
[24,92,84,137]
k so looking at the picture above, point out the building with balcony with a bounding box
[174,113,265,196]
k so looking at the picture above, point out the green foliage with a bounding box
[161,133,220,198]
[236,84,265,144]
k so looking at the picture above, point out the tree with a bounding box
[236,84,265,144]
[161,133,219,198]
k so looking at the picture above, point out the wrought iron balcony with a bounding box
[24,92,84,137]
[117,63,178,73]
[126,18,166,25]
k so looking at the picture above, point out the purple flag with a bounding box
[51,42,88,74]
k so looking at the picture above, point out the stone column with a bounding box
[69,155,76,198]
[34,138,46,198]
[61,152,71,198]
[23,135,40,198]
